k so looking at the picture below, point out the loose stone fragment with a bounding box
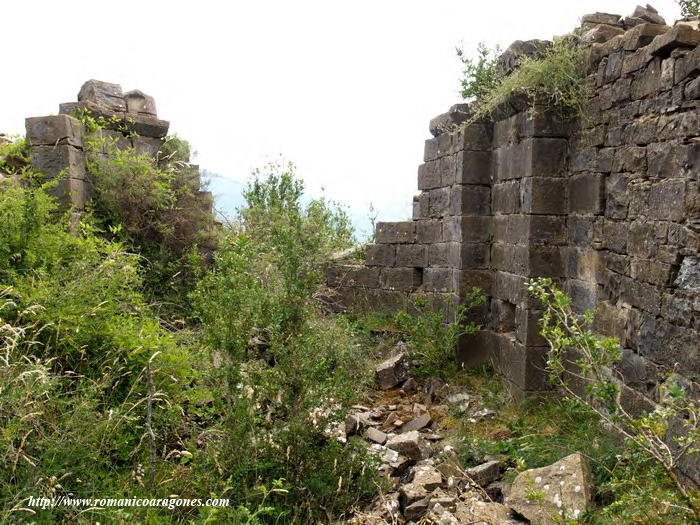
[466,460,501,487]
[386,431,431,461]
[376,345,410,390]
[365,427,388,445]
[398,413,432,433]
[507,453,593,524]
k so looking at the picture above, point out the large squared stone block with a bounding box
[417,161,440,190]
[492,243,528,274]
[493,271,528,304]
[569,173,605,215]
[429,187,451,217]
[452,122,492,152]
[443,216,493,243]
[26,115,84,148]
[648,179,686,221]
[396,244,427,268]
[452,269,494,295]
[124,89,157,117]
[427,242,453,267]
[422,268,453,292]
[492,181,521,214]
[376,221,416,244]
[77,79,126,112]
[523,138,568,177]
[453,242,491,270]
[521,178,567,215]
[515,305,547,346]
[648,25,700,58]
[454,150,492,184]
[496,334,551,392]
[416,219,442,243]
[528,216,566,245]
[451,185,491,215]
[365,244,396,266]
[380,267,422,291]
[46,176,91,209]
[131,136,164,157]
[30,144,86,180]
[494,215,528,245]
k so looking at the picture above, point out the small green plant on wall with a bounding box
[528,277,700,520]
[457,42,501,102]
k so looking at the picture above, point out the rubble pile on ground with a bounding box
[339,344,593,524]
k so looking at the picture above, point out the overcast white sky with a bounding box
[2,0,683,236]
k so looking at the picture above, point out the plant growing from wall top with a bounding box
[460,37,589,124]
[457,42,501,102]
[528,277,700,520]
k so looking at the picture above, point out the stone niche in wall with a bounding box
[324,6,699,408]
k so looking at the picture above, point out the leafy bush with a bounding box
[188,163,379,521]
[679,0,700,16]
[466,38,588,123]
[71,109,218,315]
[394,287,485,378]
[528,277,700,521]
[457,42,501,102]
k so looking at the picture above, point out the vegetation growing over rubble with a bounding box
[0,149,379,523]
[528,277,700,521]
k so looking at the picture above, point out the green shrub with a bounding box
[70,109,219,316]
[679,0,700,16]
[394,287,485,378]
[188,163,379,522]
[467,38,588,123]
[528,277,700,521]
[457,42,501,102]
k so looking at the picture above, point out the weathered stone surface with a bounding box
[582,12,622,26]
[386,431,430,461]
[396,244,427,268]
[649,25,700,57]
[376,347,410,390]
[582,24,625,45]
[411,464,442,490]
[632,4,666,25]
[77,79,126,111]
[454,500,514,525]
[465,460,501,487]
[26,115,84,148]
[398,413,431,433]
[124,89,157,116]
[429,104,472,137]
[365,427,388,445]
[365,244,395,267]
[380,267,422,291]
[131,136,163,157]
[496,40,552,77]
[30,144,86,180]
[507,453,593,524]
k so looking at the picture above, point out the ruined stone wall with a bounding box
[326,9,700,403]
[22,80,213,221]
